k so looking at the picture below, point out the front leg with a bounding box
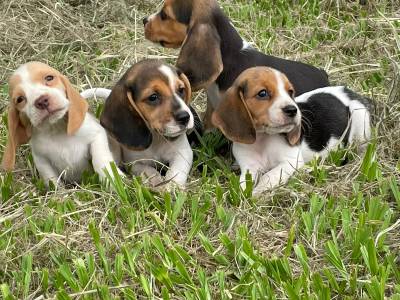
[131,162,163,187]
[165,137,193,187]
[253,159,304,195]
[90,131,124,181]
[33,154,60,187]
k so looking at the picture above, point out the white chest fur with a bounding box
[30,114,116,184]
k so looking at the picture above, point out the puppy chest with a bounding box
[31,135,91,172]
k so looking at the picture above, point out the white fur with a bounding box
[159,65,195,134]
[234,82,371,195]
[14,65,122,186]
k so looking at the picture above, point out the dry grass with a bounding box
[1,0,400,299]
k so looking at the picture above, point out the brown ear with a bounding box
[100,82,152,150]
[60,75,89,135]
[177,23,223,91]
[179,72,192,103]
[1,105,31,171]
[211,86,256,144]
[287,124,302,146]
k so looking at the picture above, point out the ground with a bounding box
[1,0,400,299]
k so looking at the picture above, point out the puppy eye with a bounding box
[148,93,160,103]
[288,89,295,98]
[16,96,26,104]
[257,89,271,100]
[160,10,168,20]
[177,87,185,97]
[45,75,54,82]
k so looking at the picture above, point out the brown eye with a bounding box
[16,96,26,104]
[148,93,160,104]
[177,87,185,97]
[160,10,168,20]
[288,89,295,98]
[257,89,271,100]
[45,75,54,82]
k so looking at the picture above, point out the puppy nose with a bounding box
[282,105,298,118]
[35,96,50,110]
[143,17,149,26]
[175,111,190,126]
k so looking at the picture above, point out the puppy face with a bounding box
[212,67,302,145]
[100,60,194,150]
[10,62,70,128]
[2,61,88,171]
[143,0,190,48]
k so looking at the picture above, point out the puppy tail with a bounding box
[80,88,112,100]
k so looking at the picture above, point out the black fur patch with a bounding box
[298,93,350,152]
[205,5,330,96]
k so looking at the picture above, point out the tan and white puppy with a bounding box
[212,67,371,195]
[1,62,121,186]
[82,59,195,188]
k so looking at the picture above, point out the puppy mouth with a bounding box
[38,107,68,124]
[162,126,188,138]
[260,123,297,134]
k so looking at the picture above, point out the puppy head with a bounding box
[143,0,191,48]
[144,0,223,91]
[100,60,194,150]
[2,61,88,171]
[212,67,302,145]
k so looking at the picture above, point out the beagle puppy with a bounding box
[143,0,330,128]
[88,59,196,187]
[1,62,121,186]
[212,67,372,195]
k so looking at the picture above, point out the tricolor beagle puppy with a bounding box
[212,67,372,195]
[143,0,330,128]
[1,62,122,186]
[84,60,196,188]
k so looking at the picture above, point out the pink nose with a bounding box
[34,96,50,110]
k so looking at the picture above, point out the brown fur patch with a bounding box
[239,68,280,130]
[144,1,188,48]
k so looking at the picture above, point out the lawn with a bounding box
[1,0,400,299]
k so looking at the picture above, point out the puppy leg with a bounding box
[90,131,124,181]
[131,162,164,187]
[165,137,193,186]
[253,159,304,195]
[33,154,60,186]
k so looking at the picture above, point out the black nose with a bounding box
[143,17,149,26]
[35,96,50,110]
[175,111,190,126]
[282,105,298,118]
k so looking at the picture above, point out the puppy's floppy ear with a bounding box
[286,124,302,146]
[1,105,31,171]
[60,75,89,135]
[212,85,256,144]
[177,23,223,91]
[178,71,192,103]
[100,83,152,150]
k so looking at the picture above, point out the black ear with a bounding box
[177,23,223,91]
[100,83,152,150]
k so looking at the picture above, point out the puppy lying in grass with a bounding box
[1,62,122,187]
[212,67,372,195]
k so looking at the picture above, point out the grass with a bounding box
[1,0,400,298]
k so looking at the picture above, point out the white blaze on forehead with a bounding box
[159,65,177,91]
[158,65,194,130]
